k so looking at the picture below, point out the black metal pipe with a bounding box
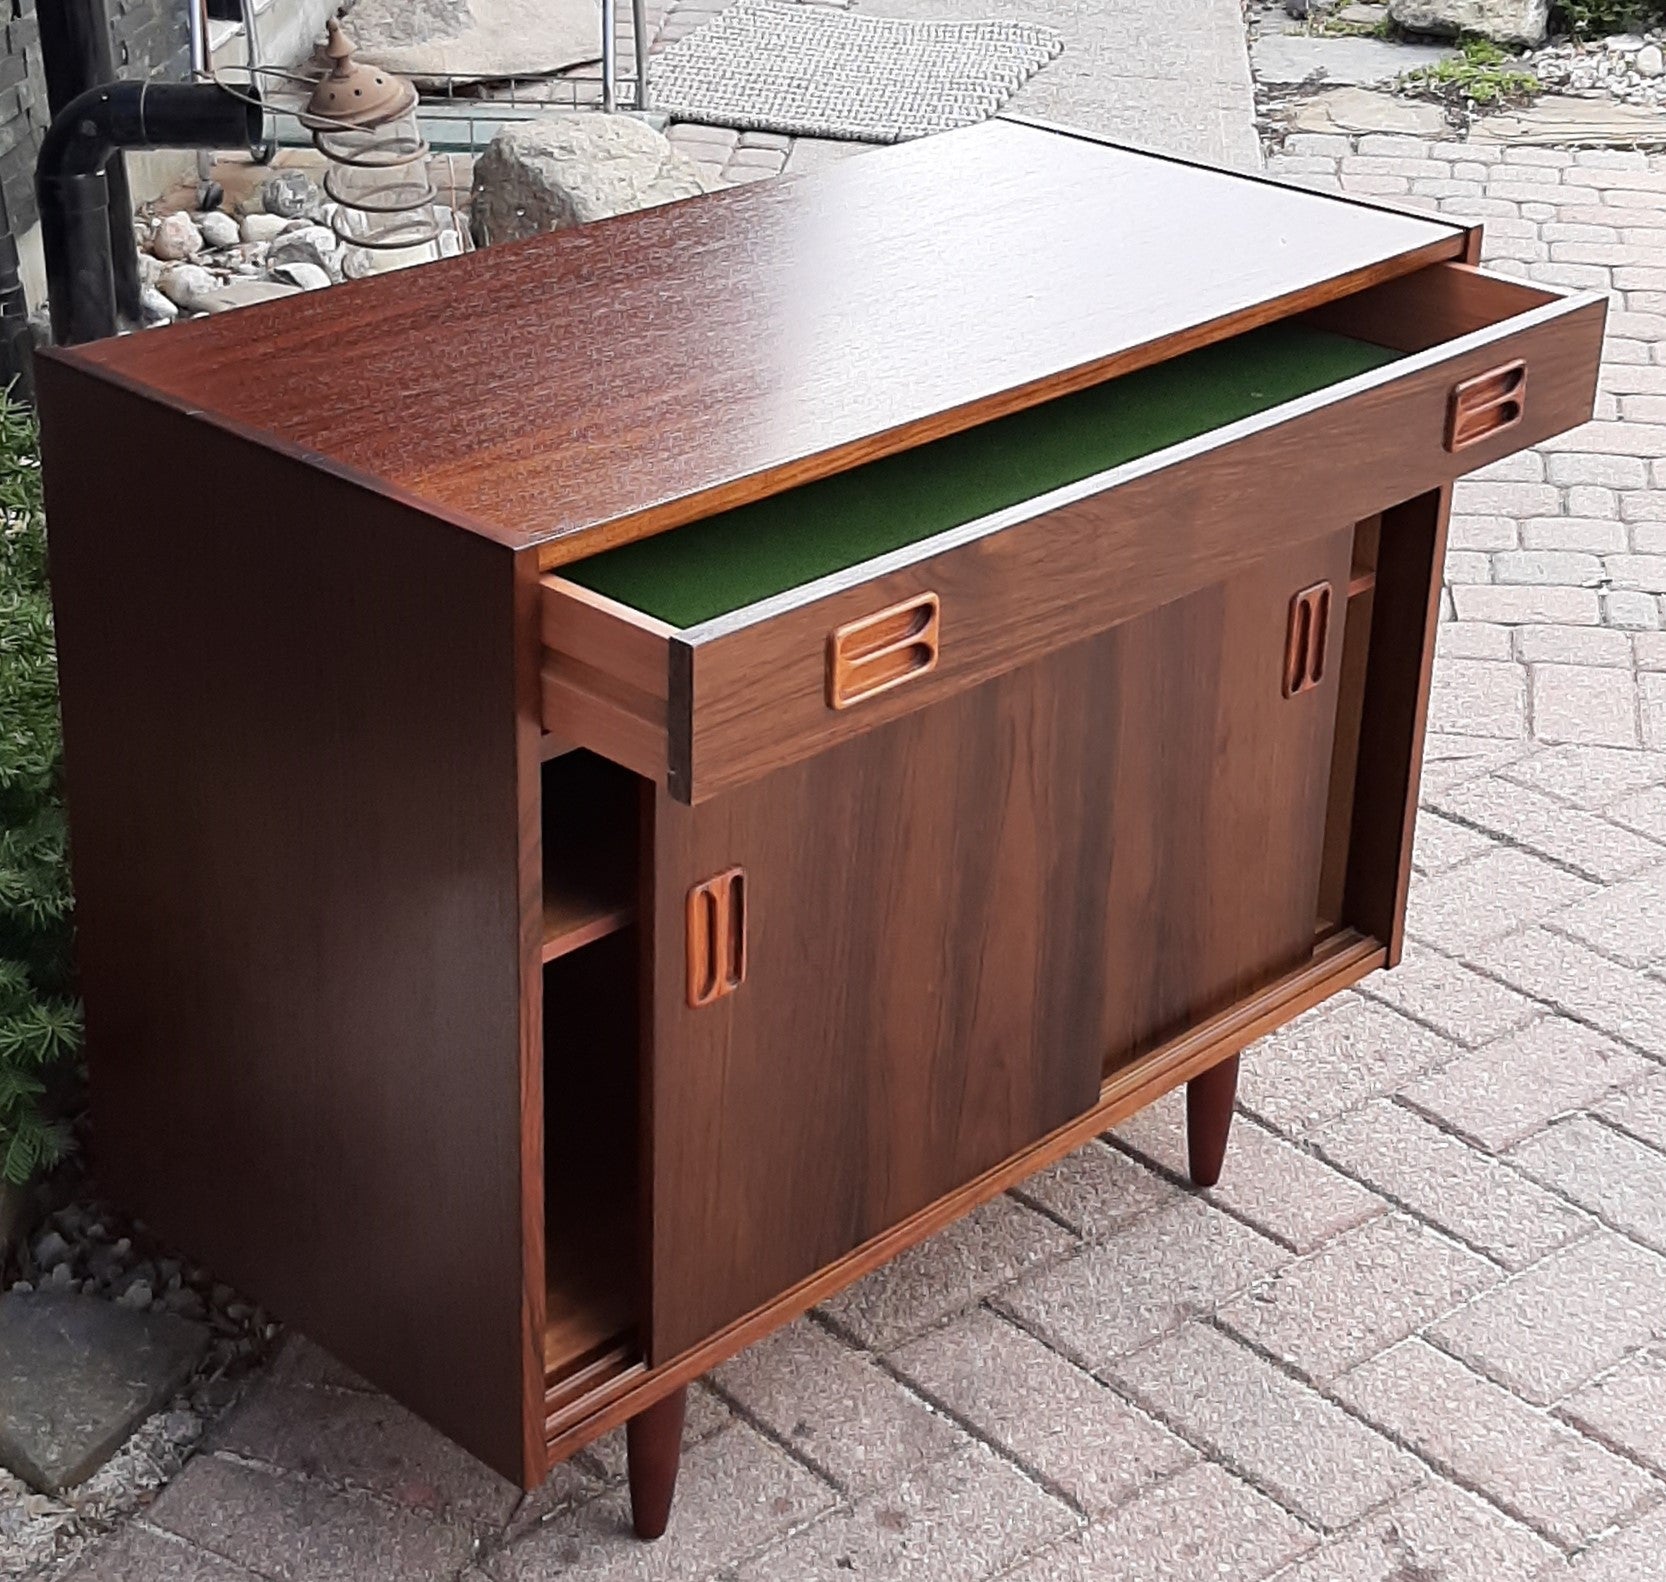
[37,82,262,346]
[38,0,143,326]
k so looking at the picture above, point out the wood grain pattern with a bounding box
[1186,1055,1240,1189]
[1301,261,1555,352]
[547,926,1388,1459]
[642,528,1350,1362]
[37,357,539,1484]
[49,121,1467,564]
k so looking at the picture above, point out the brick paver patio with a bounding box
[48,87,1666,1582]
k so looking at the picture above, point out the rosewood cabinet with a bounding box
[37,117,1604,1534]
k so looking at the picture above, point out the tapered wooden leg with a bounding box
[627,1385,687,1540]
[1186,1054,1240,1189]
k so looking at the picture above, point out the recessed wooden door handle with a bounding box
[827,592,941,710]
[1283,581,1332,698]
[686,867,746,1007]
[1446,360,1526,451]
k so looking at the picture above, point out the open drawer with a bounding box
[541,261,1604,804]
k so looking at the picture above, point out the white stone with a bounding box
[148,212,202,262]
[269,261,332,291]
[138,285,177,324]
[1387,0,1548,46]
[266,226,339,275]
[196,211,239,250]
[239,213,287,244]
[470,113,707,245]
[258,168,323,220]
[155,263,218,309]
[1638,45,1664,78]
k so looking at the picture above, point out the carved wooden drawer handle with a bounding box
[1284,581,1332,698]
[827,592,941,710]
[1447,360,1526,452]
[686,867,746,1008]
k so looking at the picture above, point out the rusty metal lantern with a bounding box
[302,20,441,276]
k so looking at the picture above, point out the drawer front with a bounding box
[542,264,1604,803]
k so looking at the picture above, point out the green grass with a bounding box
[1401,34,1541,108]
[0,389,79,1188]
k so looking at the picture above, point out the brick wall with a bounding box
[0,0,187,237]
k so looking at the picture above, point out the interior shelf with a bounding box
[542,750,639,961]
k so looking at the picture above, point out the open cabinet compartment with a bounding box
[540,750,646,1410]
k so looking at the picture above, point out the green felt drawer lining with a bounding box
[563,323,1401,628]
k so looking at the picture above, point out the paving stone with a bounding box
[1448,586,1601,629]
[1359,946,1540,1048]
[1264,1478,1560,1581]
[1645,674,1666,750]
[1117,1095,1384,1253]
[580,1382,731,1484]
[1476,927,1666,1054]
[732,1440,1072,1582]
[0,1292,208,1494]
[1400,1019,1649,1153]
[1515,621,1634,662]
[1570,1501,1666,1580]
[1598,1069,1666,1148]
[1430,1230,1666,1405]
[1448,514,1519,551]
[65,1524,267,1580]
[1015,1137,1178,1240]
[1609,783,1666,840]
[994,1196,1287,1371]
[1437,620,1514,661]
[1403,846,1596,952]
[1425,656,1528,735]
[818,1194,1076,1351]
[1531,665,1641,747]
[1106,1323,1419,1531]
[1217,1213,1496,1386]
[208,1378,520,1524]
[1312,1099,1592,1270]
[889,1309,1193,1517]
[1416,733,1532,793]
[1411,810,1495,873]
[1239,998,1461,1138]
[149,1455,475,1582]
[490,1424,834,1580]
[1558,1344,1666,1476]
[1003,1462,1313,1582]
[267,1335,375,1394]
[1501,745,1666,809]
[1497,550,1605,586]
[1330,1339,1660,1550]
[1425,774,1665,881]
[712,1318,964,1495]
[1511,1116,1666,1255]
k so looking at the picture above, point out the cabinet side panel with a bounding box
[38,362,535,1482]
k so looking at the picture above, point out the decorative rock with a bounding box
[239,212,288,244]
[1387,0,1548,46]
[470,113,706,245]
[138,285,178,324]
[1288,84,1450,135]
[149,211,203,261]
[156,263,218,310]
[270,260,332,291]
[259,168,323,220]
[267,225,339,275]
[135,250,162,287]
[191,278,303,313]
[1253,31,1457,87]
[1639,44,1664,78]
[197,210,240,250]
[34,1230,71,1269]
[0,1292,207,1493]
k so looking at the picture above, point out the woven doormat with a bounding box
[648,2,1064,143]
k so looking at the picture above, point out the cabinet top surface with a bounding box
[58,118,1466,559]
